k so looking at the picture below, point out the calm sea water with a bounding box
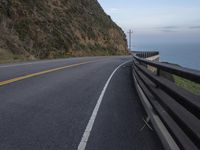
[133,43,200,70]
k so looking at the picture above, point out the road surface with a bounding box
[0,56,163,150]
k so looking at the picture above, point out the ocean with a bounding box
[133,43,200,70]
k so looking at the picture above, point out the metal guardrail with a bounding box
[132,51,200,150]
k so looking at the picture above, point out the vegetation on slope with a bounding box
[0,48,28,63]
[174,75,200,95]
[0,0,128,62]
[151,62,200,95]
[160,63,200,95]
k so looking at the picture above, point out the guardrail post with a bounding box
[157,69,160,76]
[155,68,160,88]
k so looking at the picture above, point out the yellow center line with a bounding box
[0,61,94,86]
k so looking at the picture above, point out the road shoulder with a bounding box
[85,62,163,150]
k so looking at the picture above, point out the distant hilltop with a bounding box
[0,0,128,61]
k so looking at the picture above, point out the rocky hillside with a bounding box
[0,0,128,61]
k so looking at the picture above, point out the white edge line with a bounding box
[77,60,130,150]
[0,59,72,68]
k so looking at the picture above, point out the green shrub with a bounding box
[15,19,32,40]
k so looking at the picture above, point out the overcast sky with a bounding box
[98,0,200,45]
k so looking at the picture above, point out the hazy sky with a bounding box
[98,0,200,45]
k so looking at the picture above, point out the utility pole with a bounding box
[127,30,133,50]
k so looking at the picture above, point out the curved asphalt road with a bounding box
[0,56,163,150]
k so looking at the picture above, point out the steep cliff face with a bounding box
[0,0,127,60]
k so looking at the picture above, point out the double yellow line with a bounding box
[0,61,93,86]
